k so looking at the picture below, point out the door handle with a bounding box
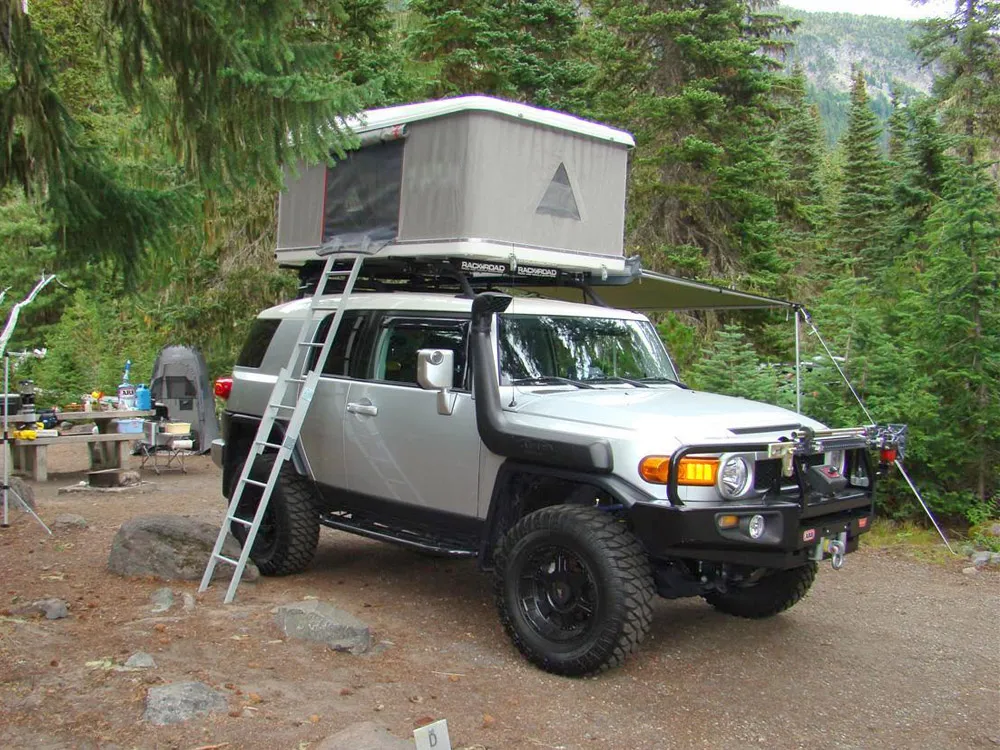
[347,401,378,417]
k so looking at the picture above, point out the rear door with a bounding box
[299,311,372,490]
[343,313,481,518]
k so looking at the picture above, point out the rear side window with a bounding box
[236,319,281,368]
[309,312,369,377]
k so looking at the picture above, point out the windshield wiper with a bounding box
[638,377,690,389]
[512,376,595,389]
[587,376,649,388]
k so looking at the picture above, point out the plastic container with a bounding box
[163,421,191,434]
[136,384,152,411]
[115,418,144,434]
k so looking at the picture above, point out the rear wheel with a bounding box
[494,505,654,676]
[703,563,817,619]
[230,453,319,576]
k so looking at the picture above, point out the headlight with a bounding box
[718,454,754,499]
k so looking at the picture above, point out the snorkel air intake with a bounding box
[469,292,614,474]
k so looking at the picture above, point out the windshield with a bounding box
[498,314,679,385]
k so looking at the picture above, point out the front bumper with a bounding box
[627,433,876,569]
[627,497,872,569]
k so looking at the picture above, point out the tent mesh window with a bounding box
[323,139,405,246]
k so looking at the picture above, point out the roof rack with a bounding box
[295,253,633,305]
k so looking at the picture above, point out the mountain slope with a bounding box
[778,6,934,144]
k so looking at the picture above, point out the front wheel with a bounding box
[230,453,320,576]
[702,563,817,619]
[494,505,654,676]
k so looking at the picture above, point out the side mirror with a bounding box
[417,349,457,415]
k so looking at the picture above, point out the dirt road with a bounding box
[1,448,997,749]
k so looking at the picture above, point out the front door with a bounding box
[344,314,481,518]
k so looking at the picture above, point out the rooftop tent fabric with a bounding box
[148,345,220,453]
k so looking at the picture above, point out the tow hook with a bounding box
[828,539,846,570]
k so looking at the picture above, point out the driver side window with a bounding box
[374,318,469,388]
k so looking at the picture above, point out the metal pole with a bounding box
[894,459,955,554]
[794,307,802,415]
[2,356,8,528]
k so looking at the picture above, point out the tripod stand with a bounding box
[1,355,51,533]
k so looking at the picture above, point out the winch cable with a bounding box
[797,307,956,555]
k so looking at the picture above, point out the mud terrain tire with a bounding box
[230,453,319,576]
[703,562,817,618]
[494,505,654,677]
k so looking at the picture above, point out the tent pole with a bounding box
[794,307,802,415]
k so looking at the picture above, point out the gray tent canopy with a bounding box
[149,345,220,453]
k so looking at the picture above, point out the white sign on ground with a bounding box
[413,718,451,750]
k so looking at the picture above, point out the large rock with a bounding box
[107,515,258,582]
[143,681,228,725]
[273,601,372,655]
[53,513,88,530]
[7,476,35,511]
[316,721,414,750]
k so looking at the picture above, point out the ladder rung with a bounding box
[298,341,324,348]
[214,554,239,566]
[228,516,253,527]
[243,478,268,488]
[267,403,295,412]
[285,376,306,384]
[255,440,283,450]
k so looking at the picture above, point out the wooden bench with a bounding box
[12,432,139,482]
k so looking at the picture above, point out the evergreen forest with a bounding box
[0,0,996,525]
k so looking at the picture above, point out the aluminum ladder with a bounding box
[199,253,364,603]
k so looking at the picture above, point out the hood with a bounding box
[506,386,825,441]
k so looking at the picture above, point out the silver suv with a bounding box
[213,263,879,676]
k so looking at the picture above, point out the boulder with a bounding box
[7,476,35,511]
[108,515,258,583]
[53,513,88,530]
[316,721,414,750]
[150,587,174,613]
[273,601,372,655]
[13,598,69,620]
[143,681,228,725]
[124,652,156,669]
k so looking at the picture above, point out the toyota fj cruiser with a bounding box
[212,261,883,676]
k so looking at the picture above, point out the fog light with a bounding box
[748,514,766,539]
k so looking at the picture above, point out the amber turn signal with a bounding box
[638,456,671,484]
[638,456,720,486]
[717,514,739,530]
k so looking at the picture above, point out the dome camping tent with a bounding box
[148,345,220,454]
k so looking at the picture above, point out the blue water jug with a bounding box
[136,384,152,411]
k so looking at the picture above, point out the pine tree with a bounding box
[914,0,1000,165]
[834,68,893,274]
[773,63,827,285]
[687,324,779,404]
[583,0,795,290]
[405,0,590,109]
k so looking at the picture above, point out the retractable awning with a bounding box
[530,270,796,312]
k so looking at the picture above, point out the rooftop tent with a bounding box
[148,345,220,454]
[276,96,635,266]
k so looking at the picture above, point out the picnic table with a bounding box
[8,409,154,482]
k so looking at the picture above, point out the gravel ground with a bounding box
[0,447,997,749]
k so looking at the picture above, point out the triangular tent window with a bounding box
[536,163,581,220]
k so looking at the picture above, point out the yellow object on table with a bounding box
[12,429,37,440]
